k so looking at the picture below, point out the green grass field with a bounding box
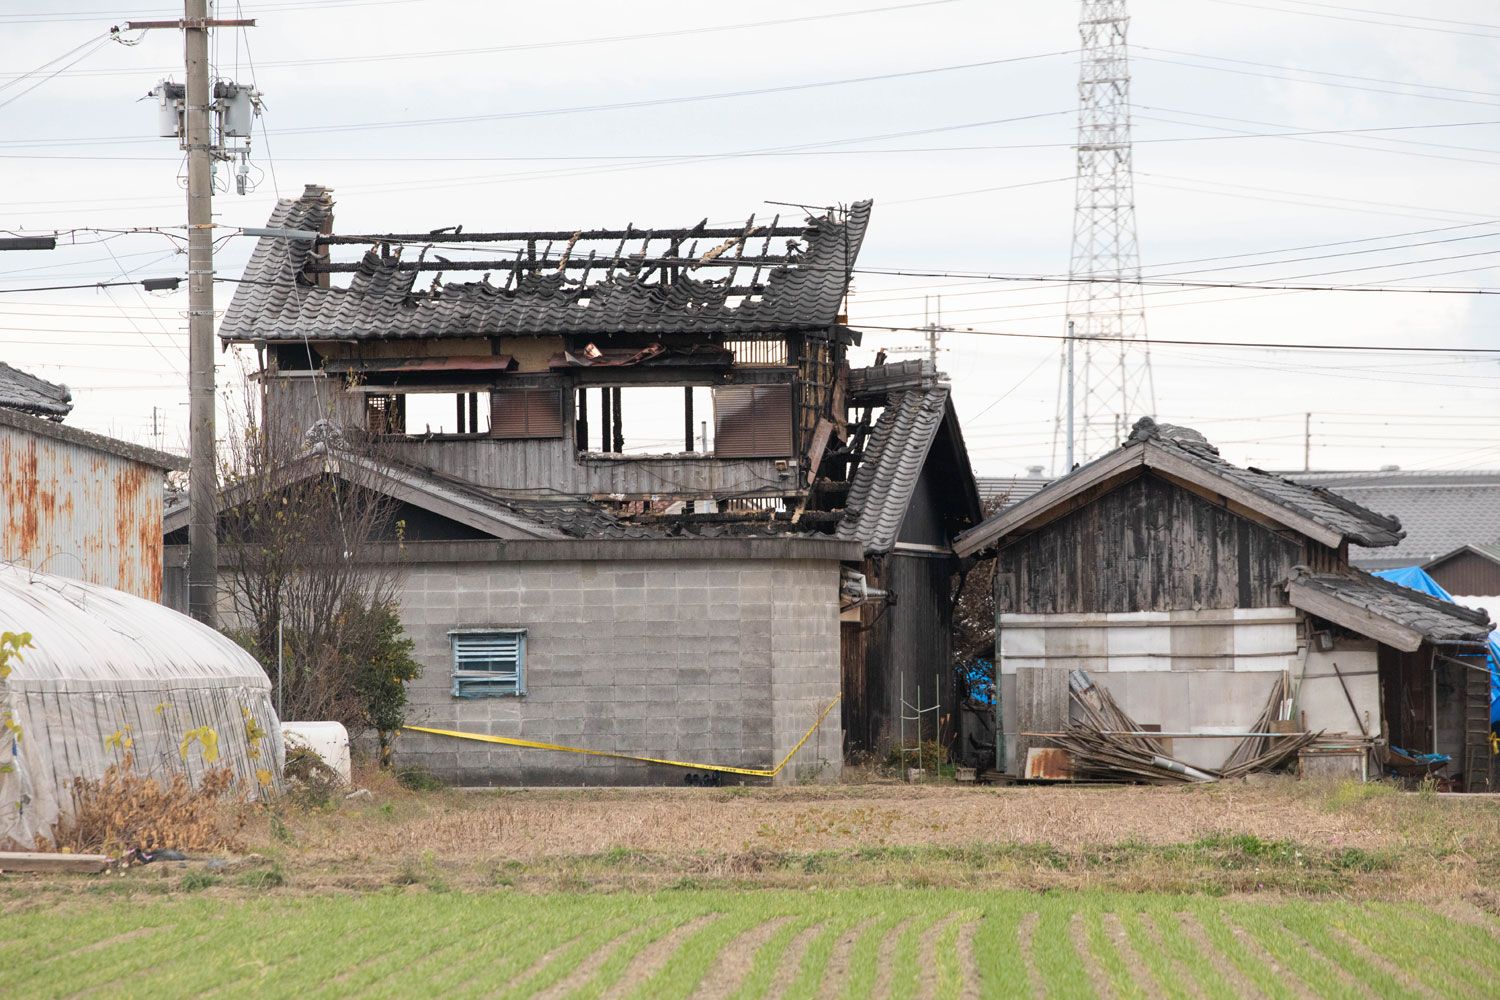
[5,887,1497,999]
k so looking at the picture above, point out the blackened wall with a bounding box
[996,472,1307,614]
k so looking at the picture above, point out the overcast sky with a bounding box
[3,0,1500,475]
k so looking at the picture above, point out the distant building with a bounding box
[0,360,72,421]
[1424,543,1500,601]
[957,419,1494,789]
[976,466,1052,509]
[1290,469,1500,571]
[0,364,184,600]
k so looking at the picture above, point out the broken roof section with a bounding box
[838,361,980,556]
[166,431,653,543]
[955,416,1404,558]
[221,185,872,343]
[0,361,72,421]
[1285,565,1493,652]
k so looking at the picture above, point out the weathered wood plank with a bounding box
[1015,666,1070,774]
[997,473,1302,615]
[0,852,111,874]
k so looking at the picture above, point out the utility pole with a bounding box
[127,4,255,626]
[894,295,954,371]
[184,0,216,625]
[1066,321,1076,471]
[1304,412,1312,472]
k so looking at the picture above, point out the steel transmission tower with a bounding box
[1061,0,1156,466]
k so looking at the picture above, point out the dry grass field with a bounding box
[4,775,1500,997]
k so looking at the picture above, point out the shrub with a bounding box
[56,754,246,854]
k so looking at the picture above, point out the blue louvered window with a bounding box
[450,629,526,698]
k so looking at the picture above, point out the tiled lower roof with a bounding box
[838,385,953,554]
[0,361,71,420]
[1286,566,1493,646]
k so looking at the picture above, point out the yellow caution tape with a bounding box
[403,695,841,778]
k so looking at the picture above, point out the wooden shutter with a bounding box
[491,387,563,439]
[713,383,793,458]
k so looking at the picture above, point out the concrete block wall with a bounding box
[770,560,844,784]
[394,556,843,785]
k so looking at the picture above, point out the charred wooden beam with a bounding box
[304,255,798,274]
[315,226,809,246]
[626,510,843,527]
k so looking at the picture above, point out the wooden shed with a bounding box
[955,418,1495,788]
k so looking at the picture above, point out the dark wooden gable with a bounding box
[997,471,1317,614]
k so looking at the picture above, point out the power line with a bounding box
[1202,0,1500,38]
[856,322,1500,356]
[0,0,960,72]
[1137,45,1500,101]
[0,30,113,112]
[1134,53,1500,110]
[268,51,1073,137]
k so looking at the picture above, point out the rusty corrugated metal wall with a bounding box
[0,424,165,600]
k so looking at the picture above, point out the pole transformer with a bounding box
[127,5,255,625]
[1061,0,1156,464]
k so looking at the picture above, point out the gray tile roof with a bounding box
[838,384,967,554]
[0,361,71,420]
[1287,566,1493,645]
[221,186,872,343]
[1287,471,1500,569]
[1127,419,1405,548]
[846,359,939,400]
[976,476,1052,508]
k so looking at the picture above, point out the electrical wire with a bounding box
[0,31,112,112]
[1203,0,1500,39]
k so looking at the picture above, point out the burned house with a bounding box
[189,185,980,783]
[954,418,1495,789]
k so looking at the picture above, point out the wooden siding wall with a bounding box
[842,553,955,756]
[996,472,1306,614]
[264,374,790,497]
[1428,551,1500,597]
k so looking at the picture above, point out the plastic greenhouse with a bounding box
[0,565,282,848]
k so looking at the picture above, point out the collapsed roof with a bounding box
[1285,565,1493,652]
[0,361,71,421]
[955,416,1405,558]
[221,185,872,343]
[838,361,980,556]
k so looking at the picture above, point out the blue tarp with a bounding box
[1373,566,1500,725]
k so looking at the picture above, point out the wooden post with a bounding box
[599,387,611,452]
[575,387,589,451]
[612,387,624,452]
[684,386,695,452]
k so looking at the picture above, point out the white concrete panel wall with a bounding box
[997,608,1379,772]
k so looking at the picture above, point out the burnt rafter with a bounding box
[305,254,805,274]
[220,185,871,342]
[316,226,810,245]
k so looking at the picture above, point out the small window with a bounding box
[492,388,563,439]
[406,391,490,435]
[366,394,405,434]
[451,629,526,698]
